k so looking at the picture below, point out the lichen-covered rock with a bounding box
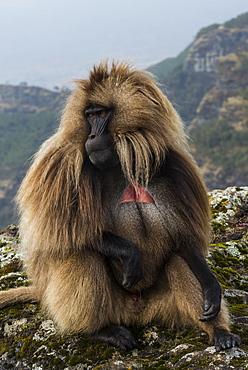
[0,187,248,369]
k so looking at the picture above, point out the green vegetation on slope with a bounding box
[161,65,215,122]
[0,111,59,176]
[190,119,248,182]
[224,11,248,29]
[0,111,59,229]
[0,111,58,228]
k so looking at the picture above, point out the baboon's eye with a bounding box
[99,111,106,117]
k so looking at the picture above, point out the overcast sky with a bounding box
[0,0,247,89]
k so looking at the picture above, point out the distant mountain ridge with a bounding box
[0,84,65,114]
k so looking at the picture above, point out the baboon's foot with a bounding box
[90,324,137,350]
[213,328,241,351]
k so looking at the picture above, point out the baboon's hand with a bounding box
[122,251,142,289]
[102,232,142,289]
[199,284,221,322]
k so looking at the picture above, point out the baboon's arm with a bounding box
[178,247,221,321]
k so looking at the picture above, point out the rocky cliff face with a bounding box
[192,51,248,125]
[188,37,248,192]
[171,14,248,191]
[184,27,248,74]
[182,15,248,129]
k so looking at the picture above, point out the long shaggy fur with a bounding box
[1,60,234,347]
[17,61,209,259]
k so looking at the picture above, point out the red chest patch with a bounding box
[120,183,155,204]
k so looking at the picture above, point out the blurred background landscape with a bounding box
[0,1,248,229]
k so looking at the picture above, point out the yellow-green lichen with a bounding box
[229,304,248,316]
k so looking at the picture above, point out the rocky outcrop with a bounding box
[193,51,248,125]
[184,26,248,74]
[0,187,247,369]
[216,51,248,89]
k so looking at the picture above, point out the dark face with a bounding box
[84,104,119,169]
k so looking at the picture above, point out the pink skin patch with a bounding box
[120,183,155,204]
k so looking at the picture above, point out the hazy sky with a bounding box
[0,0,247,89]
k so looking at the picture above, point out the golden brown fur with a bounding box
[0,61,235,348]
[17,61,209,255]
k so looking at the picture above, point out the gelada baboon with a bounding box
[0,61,240,351]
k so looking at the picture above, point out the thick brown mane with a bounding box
[17,60,207,256]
